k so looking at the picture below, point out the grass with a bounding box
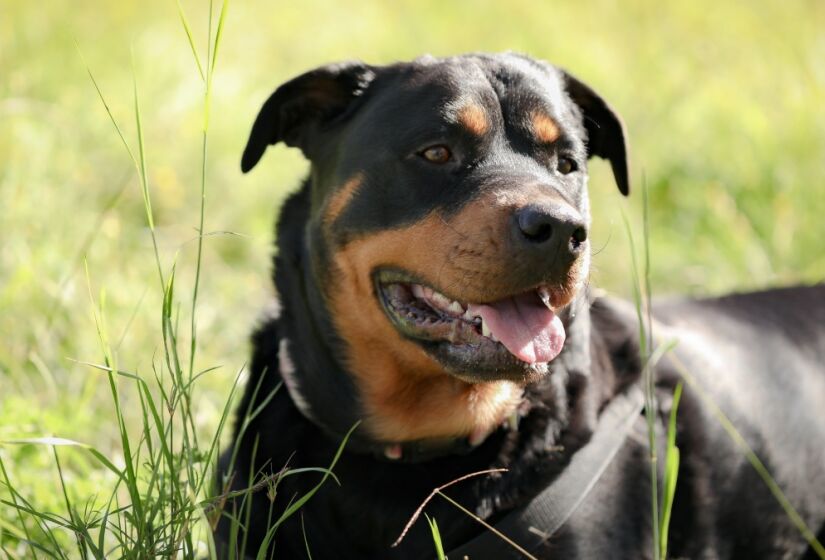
[659,381,683,560]
[425,514,446,560]
[1,0,824,557]
[623,185,675,560]
[3,2,354,556]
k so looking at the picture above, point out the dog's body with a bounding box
[217,54,825,559]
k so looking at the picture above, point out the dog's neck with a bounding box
[271,184,364,443]
[271,184,604,460]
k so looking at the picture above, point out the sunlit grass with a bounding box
[0,2,358,555]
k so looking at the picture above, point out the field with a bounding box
[1,0,824,557]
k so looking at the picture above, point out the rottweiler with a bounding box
[216,53,825,559]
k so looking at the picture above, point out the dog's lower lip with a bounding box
[378,278,528,378]
[374,269,566,377]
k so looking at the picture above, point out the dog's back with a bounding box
[651,285,825,558]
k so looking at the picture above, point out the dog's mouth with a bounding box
[375,269,568,381]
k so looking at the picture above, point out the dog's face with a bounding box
[243,54,628,441]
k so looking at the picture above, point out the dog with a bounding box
[216,53,825,559]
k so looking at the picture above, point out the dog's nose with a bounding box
[514,204,588,253]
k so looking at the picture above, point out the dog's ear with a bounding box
[241,62,375,173]
[561,71,630,196]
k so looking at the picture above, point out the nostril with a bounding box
[570,226,588,250]
[517,207,554,244]
[525,222,553,243]
[515,205,586,249]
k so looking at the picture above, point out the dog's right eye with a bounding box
[419,145,452,164]
[557,156,578,175]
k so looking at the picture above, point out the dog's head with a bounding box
[243,54,628,443]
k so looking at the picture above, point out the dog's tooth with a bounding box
[468,426,491,447]
[462,308,475,320]
[447,300,464,315]
[481,318,491,338]
[411,284,426,299]
[538,286,553,309]
[430,291,452,310]
[506,411,520,431]
[490,332,498,343]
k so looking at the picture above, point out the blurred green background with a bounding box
[1,0,824,553]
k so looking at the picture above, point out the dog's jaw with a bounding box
[318,238,592,445]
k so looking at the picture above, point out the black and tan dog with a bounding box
[217,53,825,558]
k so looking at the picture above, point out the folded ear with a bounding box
[561,71,630,196]
[241,61,376,173]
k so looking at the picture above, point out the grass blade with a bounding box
[50,447,85,558]
[435,491,538,560]
[74,42,137,168]
[0,456,39,560]
[2,439,124,482]
[669,354,825,558]
[210,0,230,80]
[254,423,359,559]
[425,514,446,560]
[130,51,165,289]
[621,201,660,560]
[175,0,205,82]
[659,381,682,559]
[300,513,313,560]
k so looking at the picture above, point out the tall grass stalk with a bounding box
[187,0,229,405]
[622,180,682,560]
[622,187,659,560]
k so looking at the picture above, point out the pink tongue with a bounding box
[467,292,566,364]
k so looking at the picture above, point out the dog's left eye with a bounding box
[419,145,452,164]
[557,156,578,175]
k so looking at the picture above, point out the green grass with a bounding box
[659,381,683,560]
[1,0,824,557]
[425,514,446,560]
[623,185,674,560]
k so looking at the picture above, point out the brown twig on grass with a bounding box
[391,468,506,548]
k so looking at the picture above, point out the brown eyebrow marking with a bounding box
[531,111,560,144]
[457,103,490,136]
[323,173,363,228]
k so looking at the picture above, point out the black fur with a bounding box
[217,53,825,559]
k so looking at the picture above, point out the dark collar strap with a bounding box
[331,420,515,463]
[447,385,645,558]
[361,433,478,463]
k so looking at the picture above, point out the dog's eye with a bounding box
[419,145,452,164]
[557,156,577,175]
